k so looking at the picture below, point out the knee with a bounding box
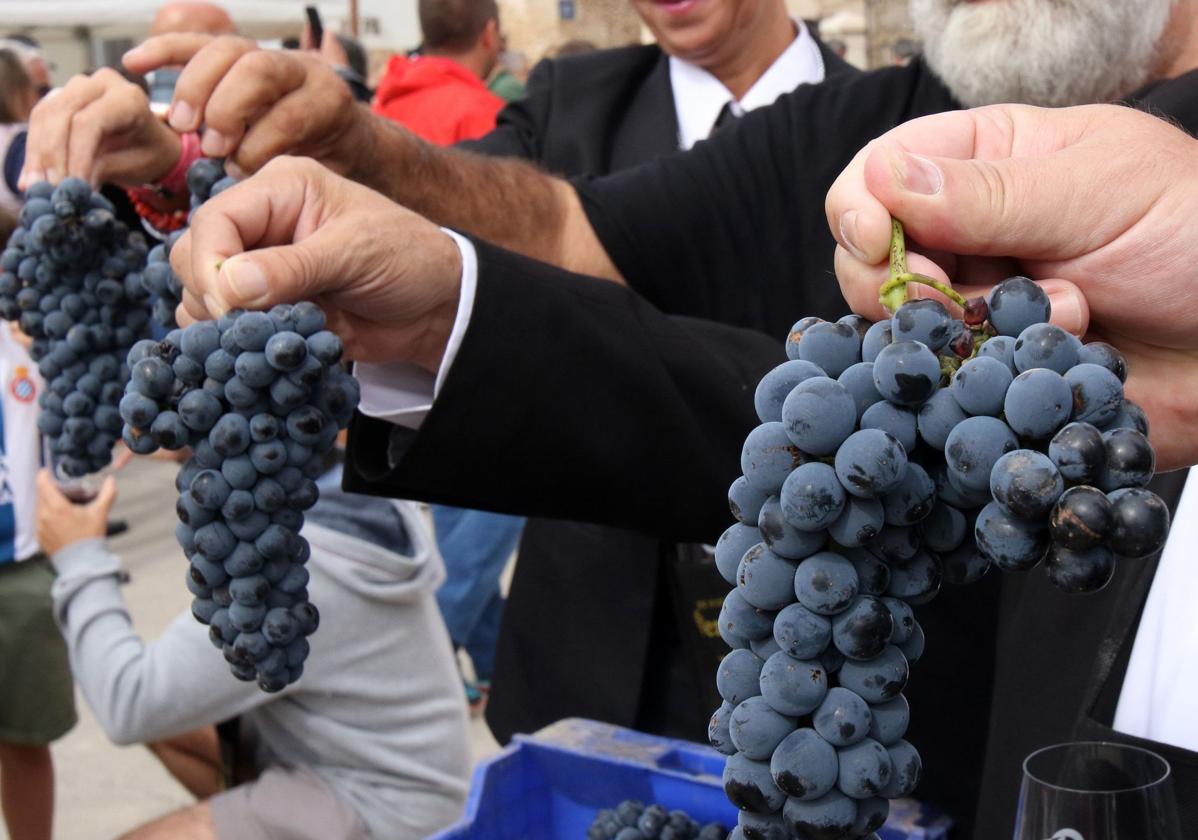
[0,741,52,769]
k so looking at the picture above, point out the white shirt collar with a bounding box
[669,19,826,150]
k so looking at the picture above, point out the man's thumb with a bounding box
[217,243,323,311]
[864,143,1068,261]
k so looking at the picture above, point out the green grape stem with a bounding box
[878,219,968,313]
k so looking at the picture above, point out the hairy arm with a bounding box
[342,108,623,283]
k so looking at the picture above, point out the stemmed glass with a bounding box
[1014,741,1182,840]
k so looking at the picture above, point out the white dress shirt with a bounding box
[669,20,825,150]
[1113,467,1198,752]
[357,25,827,427]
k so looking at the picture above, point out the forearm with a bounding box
[50,540,259,745]
[343,109,621,281]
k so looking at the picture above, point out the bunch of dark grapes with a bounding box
[136,158,237,331]
[712,276,1169,838]
[120,304,360,691]
[0,178,151,476]
[588,801,726,840]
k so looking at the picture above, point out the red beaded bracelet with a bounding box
[125,131,202,233]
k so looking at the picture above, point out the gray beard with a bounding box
[911,0,1174,107]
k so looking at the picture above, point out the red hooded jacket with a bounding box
[372,55,504,146]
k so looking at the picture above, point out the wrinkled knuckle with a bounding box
[93,66,122,86]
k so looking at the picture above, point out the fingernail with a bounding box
[169,100,195,131]
[123,45,145,61]
[838,210,868,261]
[891,149,943,195]
[1048,289,1084,334]
[201,129,228,157]
[225,161,245,180]
[222,258,269,302]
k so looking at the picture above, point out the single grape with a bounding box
[708,702,736,756]
[975,501,1048,571]
[838,362,882,421]
[1077,341,1127,382]
[861,320,892,363]
[793,551,858,615]
[1048,422,1106,485]
[828,495,884,548]
[771,727,839,800]
[945,415,1018,493]
[1004,368,1072,439]
[1098,429,1154,490]
[891,299,951,351]
[780,462,846,533]
[872,341,940,406]
[813,687,872,748]
[950,356,1012,416]
[758,496,825,560]
[715,523,762,585]
[833,429,907,499]
[737,421,805,493]
[1065,363,1123,426]
[879,462,935,526]
[1013,323,1080,374]
[990,450,1065,520]
[781,377,857,456]
[729,696,797,760]
[831,595,893,661]
[986,276,1050,337]
[917,389,967,451]
[723,752,786,813]
[785,318,825,359]
[737,544,799,611]
[753,360,824,423]
[836,737,893,799]
[758,650,827,717]
[1049,486,1113,551]
[1107,487,1170,559]
[797,321,861,378]
[782,789,857,838]
[772,602,832,660]
[860,401,917,453]
[1044,544,1116,594]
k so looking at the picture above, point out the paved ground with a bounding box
[2,458,500,840]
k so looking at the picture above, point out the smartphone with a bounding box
[306,6,324,49]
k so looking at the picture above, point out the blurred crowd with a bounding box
[0,1,1197,840]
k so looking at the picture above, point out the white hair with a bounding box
[911,0,1175,107]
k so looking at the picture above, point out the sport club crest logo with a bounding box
[9,366,35,404]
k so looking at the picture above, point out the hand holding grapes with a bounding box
[824,103,1198,471]
[169,156,463,372]
[122,34,364,178]
[35,470,117,556]
[19,68,181,189]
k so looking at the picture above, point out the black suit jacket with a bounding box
[459,40,859,746]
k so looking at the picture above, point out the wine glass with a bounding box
[1014,741,1182,840]
[42,437,104,504]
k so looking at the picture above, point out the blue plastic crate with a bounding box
[429,718,952,839]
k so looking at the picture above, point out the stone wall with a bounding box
[501,0,644,65]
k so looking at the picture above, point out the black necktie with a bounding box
[712,101,740,135]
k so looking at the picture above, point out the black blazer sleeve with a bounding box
[456,58,555,161]
[343,238,784,543]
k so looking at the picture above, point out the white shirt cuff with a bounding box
[353,229,478,429]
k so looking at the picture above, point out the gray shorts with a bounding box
[210,765,369,840]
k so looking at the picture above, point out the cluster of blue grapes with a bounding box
[120,305,360,691]
[588,801,726,840]
[711,276,1168,839]
[136,158,236,330]
[0,178,152,476]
